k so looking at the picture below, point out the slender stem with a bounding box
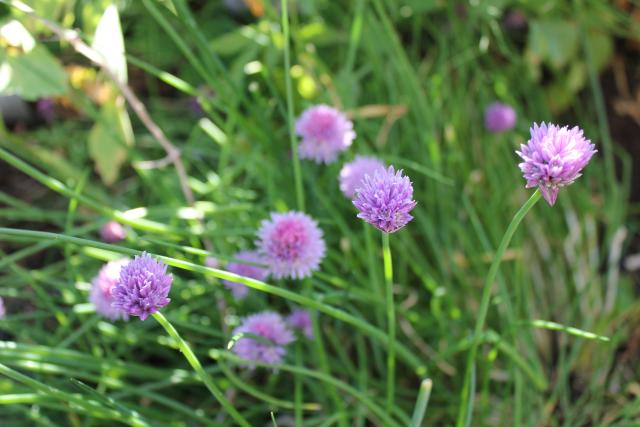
[456,190,541,427]
[281,0,305,211]
[382,232,395,413]
[410,379,433,427]
[151,312,250,427]
[294,344,303,426]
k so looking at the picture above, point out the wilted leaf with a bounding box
[92,4,127,84]
[88,95,134,185]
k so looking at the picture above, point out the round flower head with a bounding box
[296,105,355,164]
[223,250,269,300]
[287,309,313,339]
[112,253,173,321]
[257,211,326,279]
[90,258,130,321]
[100,221,126,243]
[231,311,295,368]
[485,102,517,133]
[517,122,596,206]
[339,155,385,198]
[353,166,417,233]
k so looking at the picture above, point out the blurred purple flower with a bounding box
[0,297,5,319]
[339,155,385,199]
[205,257,220,269]
[36,98,55,123]
[90,258,130,321]
[112,253,173,321]
[353,166,417,233]
[504,10,528,30]
[286,309,313,339]
[296,105,355,164]
[485,102,517,133]
[517,122,596,206]
[231,311,295,368]
[223,250,268,300]
[100,221,126,243]
[257,211,326,279]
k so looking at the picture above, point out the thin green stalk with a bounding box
[294,344,303,426]
[410,379,433,427]
[0,227,425,372]
[382,232,395,413]
[212,350,400,426]
[456,190,542,427]
[151,312,250,427]
[0,148,183,236]
[281,0,305,211]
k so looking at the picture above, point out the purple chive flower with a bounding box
[517,122,596,206]
[112,253,173,321]
[339,155,385,199]
[231,311,295,368]
[223,250,269,300]
[0,297,5,319]
[287,309,313,339]
[100,221,126,243]
[205,257,220,269]
[90,258,130,321]
[353,166,417,233]
[296,105,356,164]
[257,212,326,279]
[484,102,517,133]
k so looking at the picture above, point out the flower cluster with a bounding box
[231,311,295,367]
[296,105,355,164]
[339,156,385,198]
[112,253,173,321]
[353,166,417,233]
[90,258,130,321]
[484,102,517,133]
[257,211,326,279]
[517,122,596,205]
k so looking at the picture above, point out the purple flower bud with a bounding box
[353,166,417,233]
[100,221,126,243]
[517,122,596,206]
[286,309,313,339]
[90,259,130,321]
[0,297,5,319]
[296,105,355,164]
[339,156,385,199]
[257,212,326,279]
[231,311,295,368]
[484,102,517,133]
[223,250,269,300]
[112,253,173,321]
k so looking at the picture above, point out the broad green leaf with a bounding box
[92,4,127,84]
[88,96,134,185]
[528,19,579,70]
[0,20,67,100]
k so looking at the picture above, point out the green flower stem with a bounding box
[456,190,542,427]
[382,232,395,413]
[0,227,425,372]
[281,0,305,211]
[151,312,250,427]
[410,378,433,427]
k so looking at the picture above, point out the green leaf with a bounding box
[528,19,579,70]
[91,4,127,84]
[88,96,134,185]
[0,20,67,100]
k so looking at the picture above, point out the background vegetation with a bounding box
[1,0,639,425]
